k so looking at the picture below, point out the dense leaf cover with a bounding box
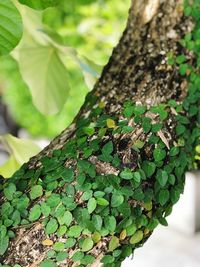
[0,1,199,266]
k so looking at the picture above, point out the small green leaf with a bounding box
[147,218,159,231]
[123,103,134,118]
[30,185,43,200]
[53,242,65,251]
[152,123,162,133]
[57,226,67,237]
[0,235,9,255]
[134,140,145,149]
[170,189,181,204]
[102,141,113,155]
[4,183,16,200]
[130,230,143,244]
[87,198,97,214]
[62,168,74,182]
[45,219,58,235]
[158,189,170,206]
[41,203,51,217]
[179,63,189,75]
[169,147,180,156]
[133,188,144,200]
[67,225,82,238]
[120,168,133,180]
[81,237,94,252]
[185,4,192,16]
[134,105,146,115]
[29,204,41,222]
[77,173,86,185]
[104,216,116,233]
[56,251,68,262]
[111,194,124,207]
[81,190,93,201]
[72,251,84,262]
[65,238,76,248]
[92,215,103,231]
[96,197,109,206]
[176,124,186,135]
[46,194,61,207]
[81,255,95,265]
[142,117,152,133]
[168,174,176,185]
[156,170,168,187]
[83,126,95,136]
[1,202,13,216]
[101,255,115,264]
[133,172,141,183]
[159,217,168,226]
[58,211,73,226]
[153,148,166,162]
[12,210,21,226]
[40,259,56,267]
[109,236,119,251]
[142,161,156,178]
[176,55,186,64]
[126,224,137,236]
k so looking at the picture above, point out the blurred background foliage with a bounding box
[0,0,130,138]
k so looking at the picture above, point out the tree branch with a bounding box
[0,1,197,267]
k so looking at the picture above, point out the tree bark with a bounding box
[0,0,196,267]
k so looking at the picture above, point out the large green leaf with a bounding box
[17,43,71,114]
[2,134,40,164]
[18,0,59,10]
[0,0,23,55]
[0,155,20,179]
[0,134,40,177]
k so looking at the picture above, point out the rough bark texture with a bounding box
[29,0,192,169]
[0,0,195,266]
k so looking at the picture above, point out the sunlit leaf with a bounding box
[0,155,20,178]
[1,134,40,164]
[18,0,59,10]
[0,134,40,177]
[17,43,71,114]
[0,0,23,56]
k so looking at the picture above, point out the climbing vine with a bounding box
[0,1,200,266]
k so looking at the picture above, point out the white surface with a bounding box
[194,171,200,232]
[168,172,196,234]
[122,226,200,267]
[168,171,200,233]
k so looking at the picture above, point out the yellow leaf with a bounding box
[99,101,105,108]
[42,239,53,246]
[92,232,101,243]
[119,229,127,240]
[143,201,152,211]
[147,211,152,218]
[144,228,150,235]
[106,119,116,128]
[196,145,200,154]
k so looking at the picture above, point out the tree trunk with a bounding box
[0,0,197,267]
